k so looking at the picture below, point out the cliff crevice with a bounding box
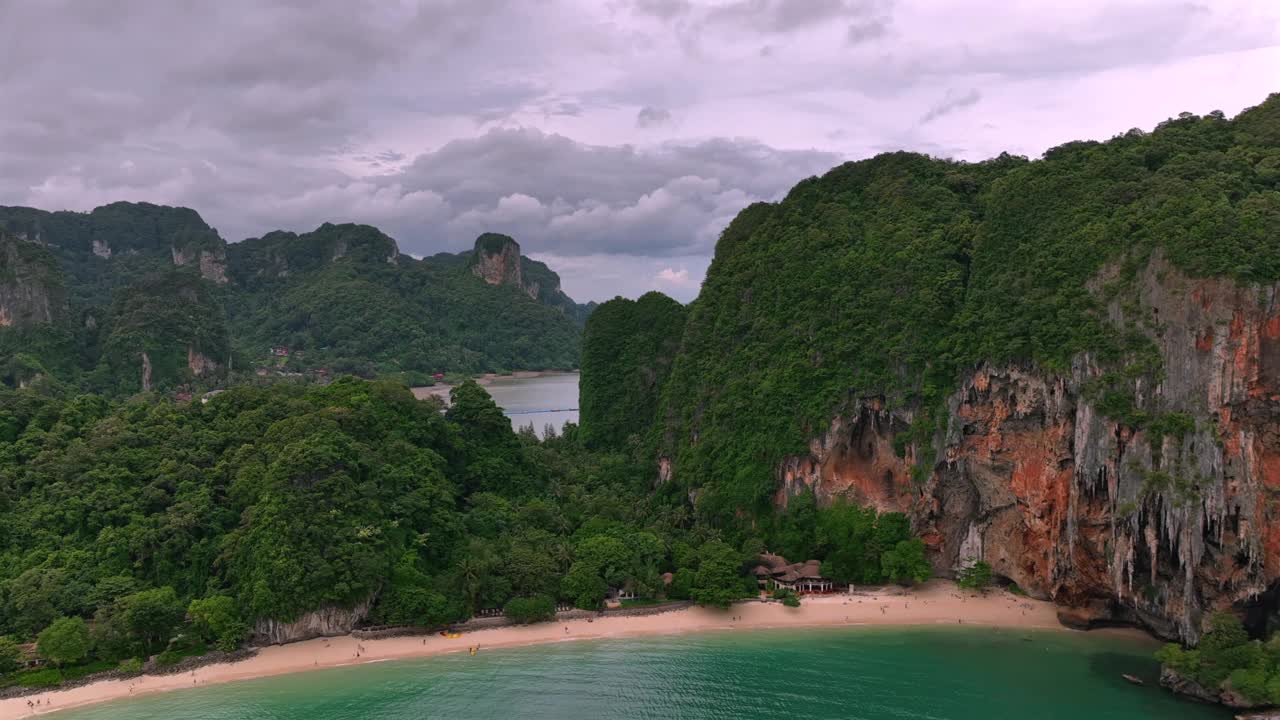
[771,256,1280,641]
[253,598,374,645]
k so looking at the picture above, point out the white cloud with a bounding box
[656,267,692,285]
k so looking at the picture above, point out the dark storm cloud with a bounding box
[362,128,839,256]
[0,1,432,156]
[0,0,1275,301]
[638,0,896,50]
[630,0,693,20]
[919,89,981,124]
[1,1,484,197]
[705,0,862,34]
[636,106,673,127]
[846,18,888,44]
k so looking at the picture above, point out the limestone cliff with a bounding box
[471,233,524,288]
[98,271,231,392]
[771,255,1280,642]
[187,345,219,377]
[172,244,229,285]
[649,99,1280,645]
[0,234,63,328]
[468,233,590,320]
[229,223,400,281]
[253,598,373,645]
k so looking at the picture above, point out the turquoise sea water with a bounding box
[47,627,1229,720]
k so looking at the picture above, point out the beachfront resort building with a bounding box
[752,553,835,594]
[18,643,45,668]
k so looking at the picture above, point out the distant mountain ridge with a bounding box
[0,202,590,392]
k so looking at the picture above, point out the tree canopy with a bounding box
[654,95,1280,525]
[0,206,591,394]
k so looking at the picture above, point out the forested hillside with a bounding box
[578,292,686,449]
[225,226,585,379]
[0,204,589,393]
[0,378,921,682]
[578,94,1280,643]
[654,95,1280,520]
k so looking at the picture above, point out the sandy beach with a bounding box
[410,370,575,402]
[2,581,1089,717]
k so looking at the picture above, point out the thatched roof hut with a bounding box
[755,552,835,592]
[760,553,790,571]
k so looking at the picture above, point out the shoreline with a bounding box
[1,581,1143,717]
[410,369,577,402]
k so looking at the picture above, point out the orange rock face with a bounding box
[775,407,915,514]
[774,259,1280,641]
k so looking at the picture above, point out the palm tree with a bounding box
[457,557,483,610]
[551,540,574,572]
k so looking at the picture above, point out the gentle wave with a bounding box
[47,627,1230,720]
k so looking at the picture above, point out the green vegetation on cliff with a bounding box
[0,233,77,384]
[579,292,687,449]
[0,201,224,311]
[226,224,583,377]
[91,270,231,393]
[655,94,1280,522]
[1158,612,1280,706]
[0,203,590,393]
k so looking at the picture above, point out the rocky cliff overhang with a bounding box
[763,255,1280,642]
[253,597,375,645]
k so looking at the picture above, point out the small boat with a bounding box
[1122,674,1145,686]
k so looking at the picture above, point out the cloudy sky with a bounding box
[2,1,1278,302]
